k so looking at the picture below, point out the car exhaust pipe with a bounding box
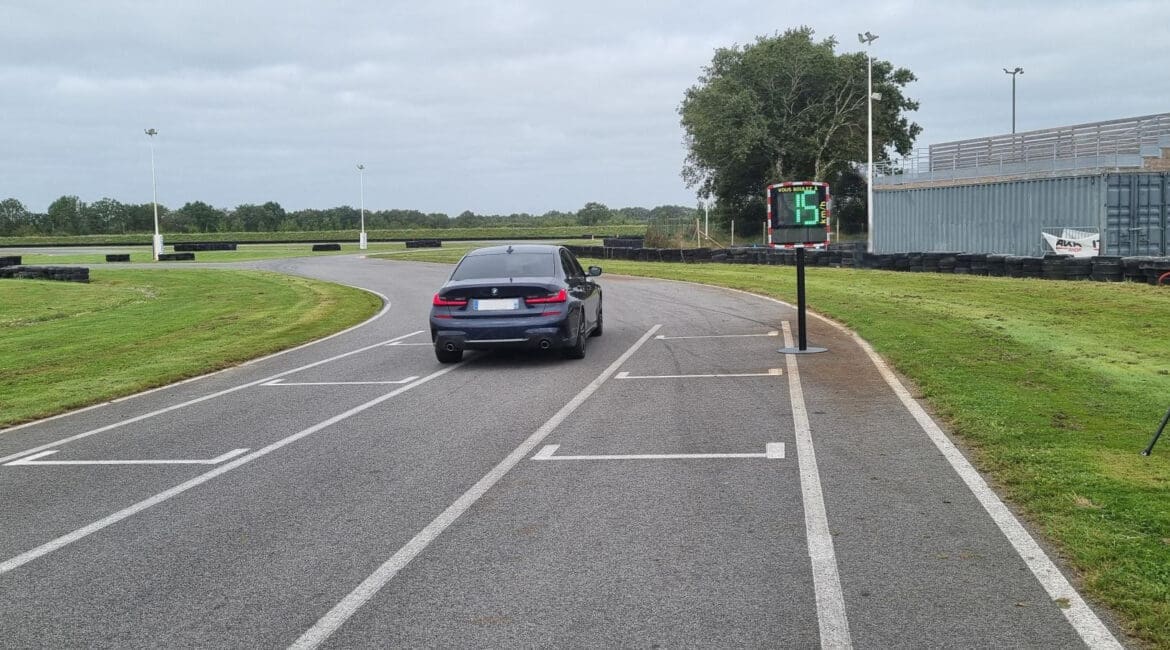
[539,339,551,350]
[444,342,457,352]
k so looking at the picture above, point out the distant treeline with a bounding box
[0,196,696,237]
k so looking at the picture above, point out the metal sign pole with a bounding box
[780,247,826,355]
[1141,406,1170,456]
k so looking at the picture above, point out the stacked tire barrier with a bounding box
[560,244,1170,286]
[404,239,442,248]
[158,253,195,261]
[0,266,89,282]
[1,256,21,267]
[312,244,342,251]
[173,242,237,251]
[602,237,644,248]
[105,254,131,262]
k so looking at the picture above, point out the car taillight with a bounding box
[525,289,567,305]
[433,293,468,307]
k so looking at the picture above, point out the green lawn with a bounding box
[13,242,404,265]
[392,251,1170,647]
[0,226,643,247]
[10,240,589,265]
[0,269,381,427]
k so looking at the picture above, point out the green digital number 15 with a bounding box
[795,190,820,225]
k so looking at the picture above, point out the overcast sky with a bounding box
[2,0,1167,215]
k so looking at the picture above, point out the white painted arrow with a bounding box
[4,448,250,467]
[615,369,781,380]
[655,331,779,340]
[532,443,784,461]
[262,377,419,386]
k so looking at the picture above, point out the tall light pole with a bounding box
[1003,67,1024,133]
[144,128,161,261]
[859,31,879,253]
[703,197,710,238]
[356,164,367,250]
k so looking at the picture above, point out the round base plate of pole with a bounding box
[779,346,827,355]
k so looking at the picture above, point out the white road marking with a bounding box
[0,365,459,577]
[385,342,431,347]
[655,331,779,340]
[0,286,394,439]
[531,442,785,461]
[782,321,852,649]
[4,448,249,466]
[615,368,781,379]
[262,377,419,387]
[677,279,1123,649]
[851,331,1123,648]
[289,324,664,650]
[0,330,425,466]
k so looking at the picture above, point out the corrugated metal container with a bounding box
[874,172,1169,256]
[1106,173,1168,255]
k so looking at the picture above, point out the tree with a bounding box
[576,202,612,226]
[678,27,920,232]
[46,196,83,234]
[84,198,129,234]
[0,198,30,236]
[174,201,224,233]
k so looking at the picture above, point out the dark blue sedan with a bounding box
[429,244,603,363]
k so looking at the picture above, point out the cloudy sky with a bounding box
[2,0,1167,215]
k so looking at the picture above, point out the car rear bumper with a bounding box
[430,315,574,351]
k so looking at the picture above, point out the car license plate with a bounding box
[474,298,520,311]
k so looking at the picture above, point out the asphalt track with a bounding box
[0,254,1127,648]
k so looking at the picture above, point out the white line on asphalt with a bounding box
[0,365,459,577]
[289,323,664,650]
[579,275,1123,647]
[782,321,852,649]
[262,377,419,387]
[0,331,425,466]
[531,442,785,461]
[385,342,431,347]
[851,331,1123,649]
[655,331,779,340]
[4,448,250,466]
[615,368,781,380]
[0,286,395,439]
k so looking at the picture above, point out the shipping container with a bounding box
[873,172,1169,256]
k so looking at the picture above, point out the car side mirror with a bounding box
[588,266,603,277]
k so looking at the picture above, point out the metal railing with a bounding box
[874,112,1170,186]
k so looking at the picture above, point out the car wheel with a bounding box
[435,345,463,364]
[563,317,586,359]
[590,303,603,337]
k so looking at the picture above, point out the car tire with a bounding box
[435,346,463,364]
[563,318,586,359]
[590,303,603,337]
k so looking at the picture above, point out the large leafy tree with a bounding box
[0,198,31,236]
[576,202,612,226]
[679,27,920,232]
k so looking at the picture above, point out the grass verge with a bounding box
[0,226,644,247]
[394,251,1170,647]
[10,240,590,265]
[0,269,381,428]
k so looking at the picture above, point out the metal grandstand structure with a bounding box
[874,112,1170,185]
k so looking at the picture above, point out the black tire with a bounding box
[590,303,603,337]
[563,317,586,359]
[435,346,462,364]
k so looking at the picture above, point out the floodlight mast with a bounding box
[145,128,161,261]
[1003,67,1024,133]
[858,31,879,253]
[357,164,367,250]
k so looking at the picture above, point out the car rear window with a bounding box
[451,252,556,280]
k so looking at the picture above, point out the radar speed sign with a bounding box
[767,182,830,247]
